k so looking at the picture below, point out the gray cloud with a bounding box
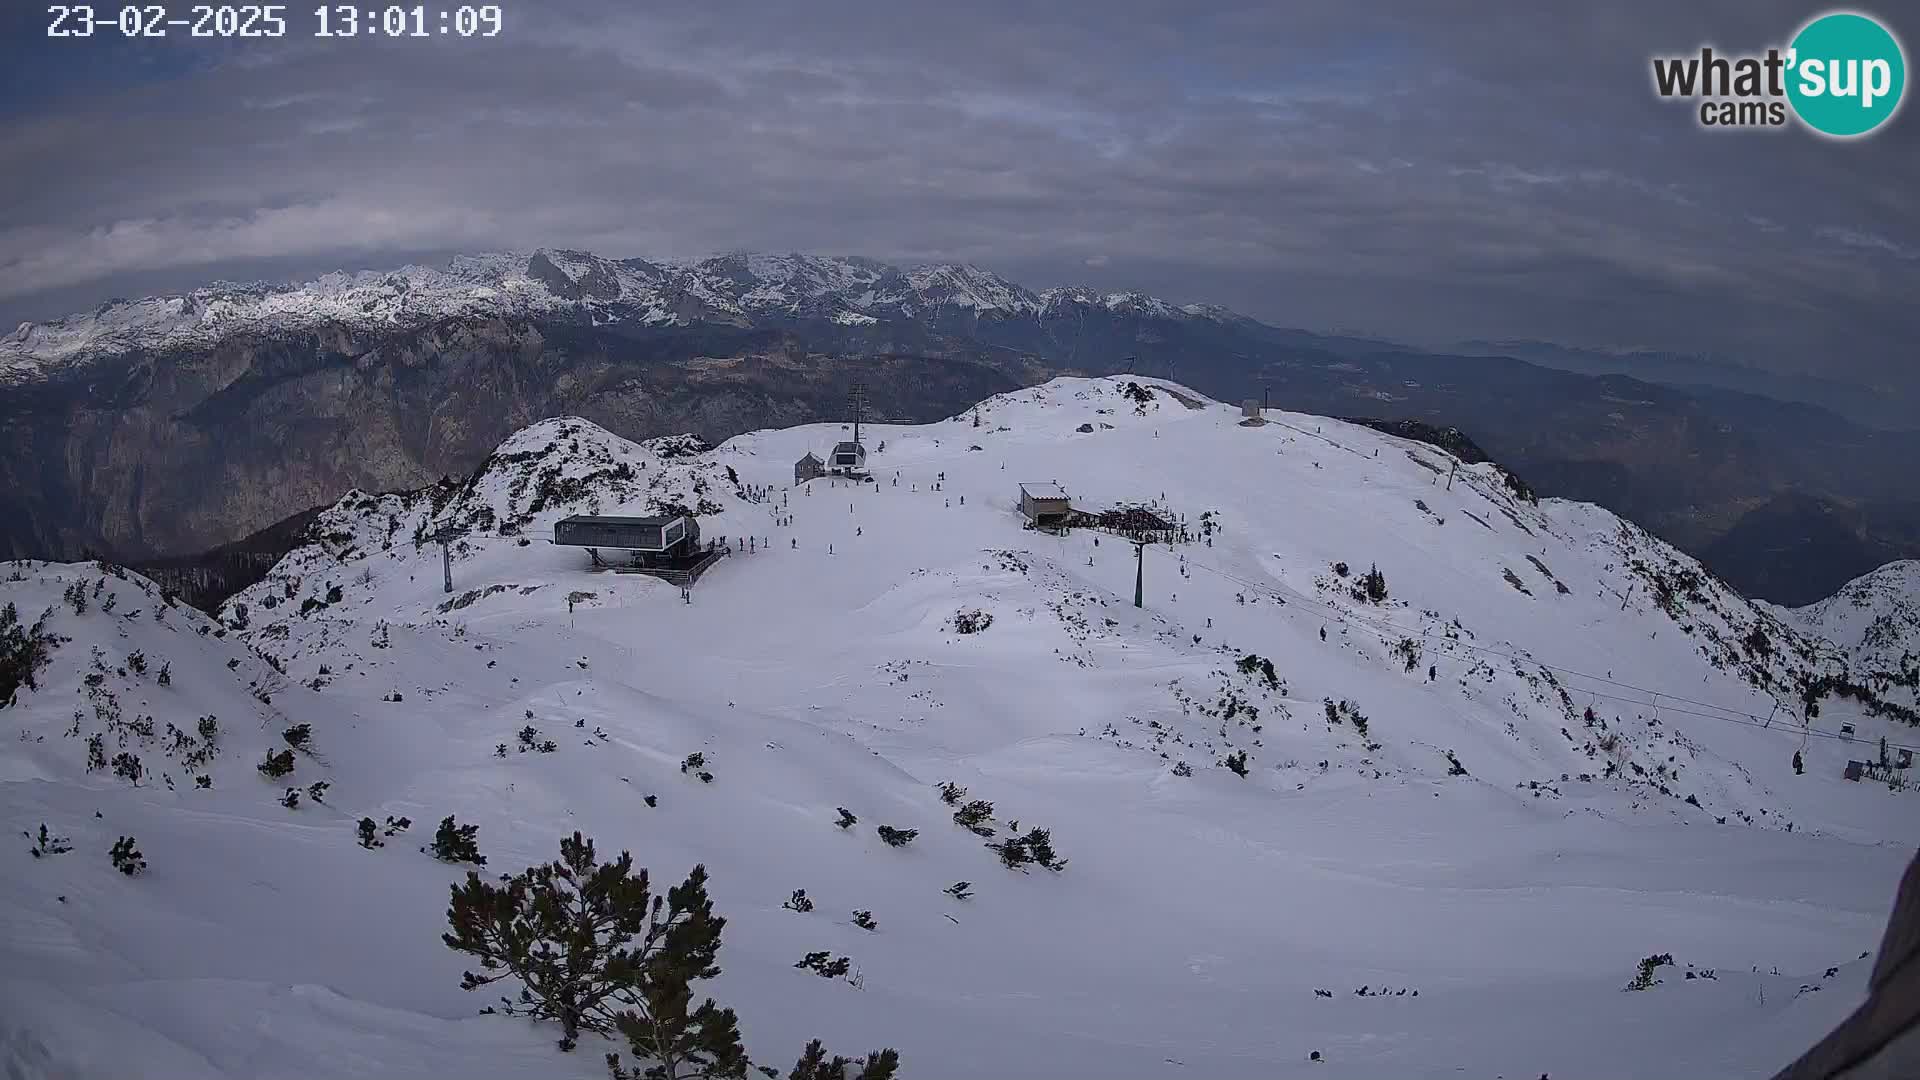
[2,0,1915,396]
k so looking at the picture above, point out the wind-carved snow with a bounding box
[2,376,1915,1080]
[0,251,1244,383]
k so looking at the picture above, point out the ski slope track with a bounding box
[3,377,1916,1079]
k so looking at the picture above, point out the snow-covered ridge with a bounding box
[1774,560,1920,712]
[0,251,1245,381]
[236,375,1897,801]
[6,376,1918,1080]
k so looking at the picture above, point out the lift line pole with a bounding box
[1133,539,1146,608]
[423,525,467,595]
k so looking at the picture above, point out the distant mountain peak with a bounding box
[0,250,1239,381]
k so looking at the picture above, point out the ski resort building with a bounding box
[794,451,826,485]
[1019,482,1071,527]
[552,514,700,559]
[829,440,867,476]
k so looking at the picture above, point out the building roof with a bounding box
[1021,482,1069,500]
[832,440,867,455]
[797,451,823,464]
[555,514,686,527]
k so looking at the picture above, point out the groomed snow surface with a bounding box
[3,377,1915,1079]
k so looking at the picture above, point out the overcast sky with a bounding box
[2,1,1914,394]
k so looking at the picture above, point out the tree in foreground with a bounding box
[786,1040,900,1080]
[445,830,898,1079]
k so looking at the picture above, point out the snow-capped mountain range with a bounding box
[1,250,1229,380]
[3,377,1915,1079]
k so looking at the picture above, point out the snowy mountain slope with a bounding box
[0,251,1246,383]
[1776,560,1920,678]
[3,377,1916,1080]
[1771,560,1920,731]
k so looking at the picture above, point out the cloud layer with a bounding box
[2,0,1915,393]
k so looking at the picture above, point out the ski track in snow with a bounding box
[2,376,1915,1080]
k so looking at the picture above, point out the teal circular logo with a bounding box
[1786,12,1906,137]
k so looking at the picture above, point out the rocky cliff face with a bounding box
[0,313,1021,561]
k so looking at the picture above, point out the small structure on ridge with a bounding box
[794,451,826,485]
[1019,482,1072,528]
[829,441,867,477]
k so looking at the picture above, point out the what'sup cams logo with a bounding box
[1651,10,1906,137]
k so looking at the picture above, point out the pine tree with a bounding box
[26,823,72,857]
[951,799,996,837]
[989,827,1067,872]
[357,817,384,849]
[428,814,487,865]
[109,836,145,875]
[936,780,966,805]
[850,910,876,931]
[446,831,749,1072]
[794,952,851,979]
[1362,563,1388,603]
[1223,750,1249,777]
[944,881,973,901]
[282,723,313,751]
[783,889,814,913]
[875,826,917,847]
[834,808,858,830]
[988,834,1031,870]
[281,787,301,809]
[786,1040,900,1080]
[1020,827,1067,872]
[258,748,295,778]
[1793,750,1804,775]
[1625,952,1674,991]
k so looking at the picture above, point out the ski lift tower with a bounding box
[848,382,868,448]
[829,382,872,478]
[422,523,469,594]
